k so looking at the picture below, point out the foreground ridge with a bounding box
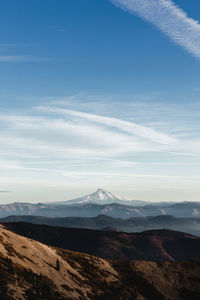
[0,224,200,299]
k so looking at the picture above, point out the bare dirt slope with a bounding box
[0,225,118,299]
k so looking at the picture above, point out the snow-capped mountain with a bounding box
[59,188,149,206]
[65,188,127,205]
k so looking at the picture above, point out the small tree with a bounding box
[56,259,60,271]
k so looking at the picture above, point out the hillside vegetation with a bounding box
[0,224,200,299]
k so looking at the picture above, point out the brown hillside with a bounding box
[0,225,200,299]
[4,222,200,261]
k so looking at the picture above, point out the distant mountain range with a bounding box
[0,201,200,219]
[2,214,200,236]
[0,188,199,219]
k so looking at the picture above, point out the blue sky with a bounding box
[0,0,200,203]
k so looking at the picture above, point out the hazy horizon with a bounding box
[0,187,199,205]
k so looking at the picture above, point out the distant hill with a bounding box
[1,224,200,299]
[1,214,200,236]
[4,222,200,262]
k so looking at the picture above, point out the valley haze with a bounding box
[0,189,200,237]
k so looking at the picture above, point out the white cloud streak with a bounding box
[0,56,34,62]
[0,56,50,63]
[110,0,200,59]
[37,106,177,145]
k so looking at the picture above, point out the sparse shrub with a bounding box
[56,258,60,271]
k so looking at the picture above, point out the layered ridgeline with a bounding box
[1,224,200,299]
[0,189,200,218]
[4,222,200,262]
[1,214,200,237]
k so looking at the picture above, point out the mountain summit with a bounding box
[65,188,127,205]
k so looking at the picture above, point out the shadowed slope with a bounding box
[4,222,200,262]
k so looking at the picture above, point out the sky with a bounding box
[0,0,200,203]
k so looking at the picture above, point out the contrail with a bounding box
[110,0,200,59]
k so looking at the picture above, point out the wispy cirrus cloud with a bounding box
[37,106,177,145]
[0,42,51,62]
[0,56,35,62]
[0,55,52,63]
[1,99,200,202]
[110,0,200,59]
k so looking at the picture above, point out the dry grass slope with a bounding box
[0,225,200,300]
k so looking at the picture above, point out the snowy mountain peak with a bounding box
[95,188,116,199]
[93,188,126,201]
[66,188,127,205]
